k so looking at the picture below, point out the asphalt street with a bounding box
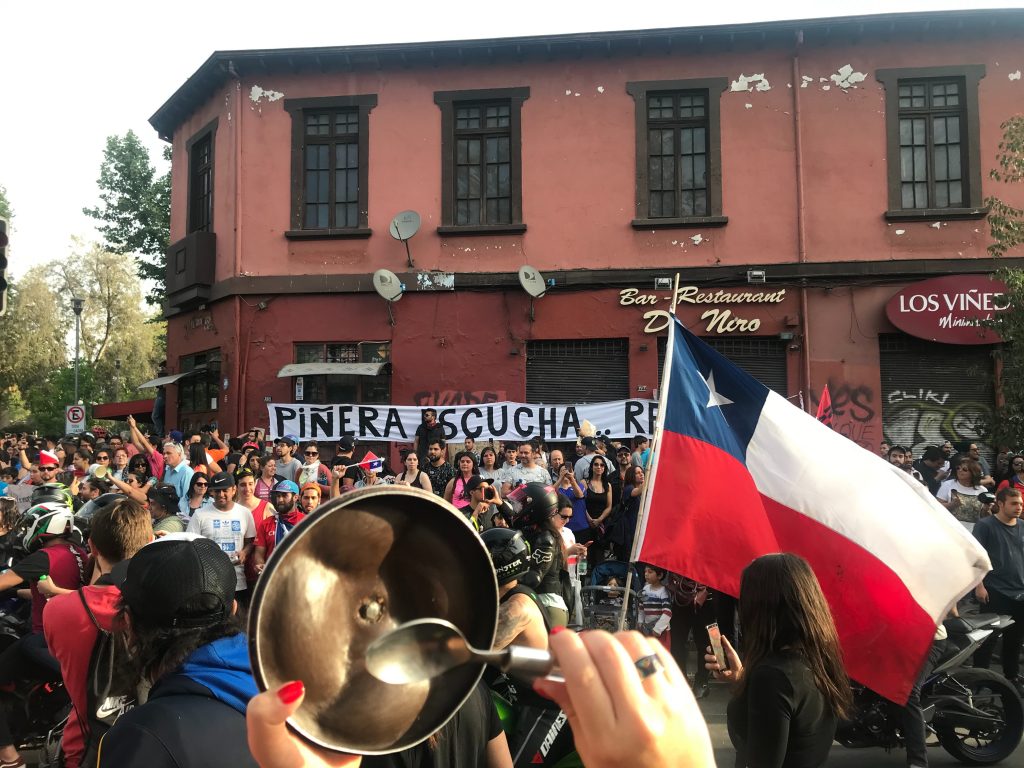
[697,680,1024,767]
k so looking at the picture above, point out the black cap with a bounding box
[121,538,237,628]
[147,483,180,511]
[275,436,297,447]
[338,435,355,452]
[208,471,235,490]
[581,437,597,449]
[465,475,493,493]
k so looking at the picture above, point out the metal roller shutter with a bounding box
[879,333,995,458]
[657,336,789,395]
[526,339,630,404]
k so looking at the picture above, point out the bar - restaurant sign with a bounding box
[619,283,787,334]
[885,275,1009,345]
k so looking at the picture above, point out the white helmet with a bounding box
[23,503,76,553]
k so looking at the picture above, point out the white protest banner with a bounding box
[267,399,659,443]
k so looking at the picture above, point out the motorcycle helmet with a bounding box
[30,482,74,509]
[512,482,559,528]
[481,527,532,585]
[23,503,77,553]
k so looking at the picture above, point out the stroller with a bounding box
[579,561,641,631]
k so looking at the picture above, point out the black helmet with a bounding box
[514,482,558,528]
[31,482,74,509]
[481,528,531,585]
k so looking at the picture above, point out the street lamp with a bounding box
[72,297,84,405]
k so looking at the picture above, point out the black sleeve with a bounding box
[743,664,795,768]
[521,532,556,589]
[11,549,50,583]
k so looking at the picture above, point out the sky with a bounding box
[1,0,1020,280]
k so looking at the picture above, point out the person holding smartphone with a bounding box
[465,475,503,530]
[705,553,852,768]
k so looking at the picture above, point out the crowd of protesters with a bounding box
[0,415,1020,768]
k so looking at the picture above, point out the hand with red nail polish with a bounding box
[247,682,359,768]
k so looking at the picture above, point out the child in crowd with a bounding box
[640,564,673,650]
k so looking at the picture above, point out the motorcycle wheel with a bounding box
[935,668,1024,765]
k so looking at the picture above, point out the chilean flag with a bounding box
[633,317,990,703]
[358,451,384,473]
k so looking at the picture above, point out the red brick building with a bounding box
[148,10,1024,459]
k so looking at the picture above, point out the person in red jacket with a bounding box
[252,480,306,577]
[43,498,153,768]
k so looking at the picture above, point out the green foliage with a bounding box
[82,132,171,305]
[0,185,12,219]
[22,364,98,435]
[0,244,162,432]
[986,115,1024,446]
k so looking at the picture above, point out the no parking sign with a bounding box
[65,405,86,434]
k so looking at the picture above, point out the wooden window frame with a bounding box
[177,348,221,415]
[434,87,529,236]
[627,78,728,229]
[877,65,986,221]
[284,95,378,240]
[186,118,217,234]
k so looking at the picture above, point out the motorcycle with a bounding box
[0,521,70,767]
[837,612,1024,765]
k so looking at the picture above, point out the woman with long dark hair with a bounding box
[706,553,852,768]
[254,455,281,501]
[180,472,210,519]
[394,451,432,493]
[443,451,479,513]
[478,446,500,482]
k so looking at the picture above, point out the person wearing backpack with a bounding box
[42,497,153,768]
[95,536,259,767]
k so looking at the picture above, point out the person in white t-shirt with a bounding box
[504,442,551,494]
[936,458,991,529]
[186,471,257,603]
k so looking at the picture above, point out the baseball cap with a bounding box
[581,437,597,449]
[616,445,632,455]
[271,479,300,494]
[169,430,184,443]
[147,483,180,511]
[275,436,296,447]
[38,450,60,467]
[465,476,493,493]
[338,435,355,452]
[121,537,237,629]
[208,471,236,490]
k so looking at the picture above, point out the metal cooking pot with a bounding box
[248,485,498,754]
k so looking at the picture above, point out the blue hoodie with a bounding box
[177,632,258,713]
[97,633,261,768]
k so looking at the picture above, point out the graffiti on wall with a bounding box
[412,390,508,407]
[811,380,878,450]
[883,388,992,458]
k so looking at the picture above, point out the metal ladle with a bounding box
[366,618,564,684]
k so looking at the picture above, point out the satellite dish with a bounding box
[373,269,404,326]
[373,269,404,302]
[390,211,421,268]
[389,211,421,241]
[518,265,549,322]
[518,266,547,299]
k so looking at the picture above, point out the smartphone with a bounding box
[707,623,727,671]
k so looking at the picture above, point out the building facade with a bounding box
[149,10,1024,460]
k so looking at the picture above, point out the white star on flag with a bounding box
[703,371,734,408]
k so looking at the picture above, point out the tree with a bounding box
[986,116,1024,446]
[50,241,164,403]
[0,185,12,219]
[0,267,70,427]
[83,132,170,305]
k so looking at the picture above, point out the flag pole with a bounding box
[616,273,679,631]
